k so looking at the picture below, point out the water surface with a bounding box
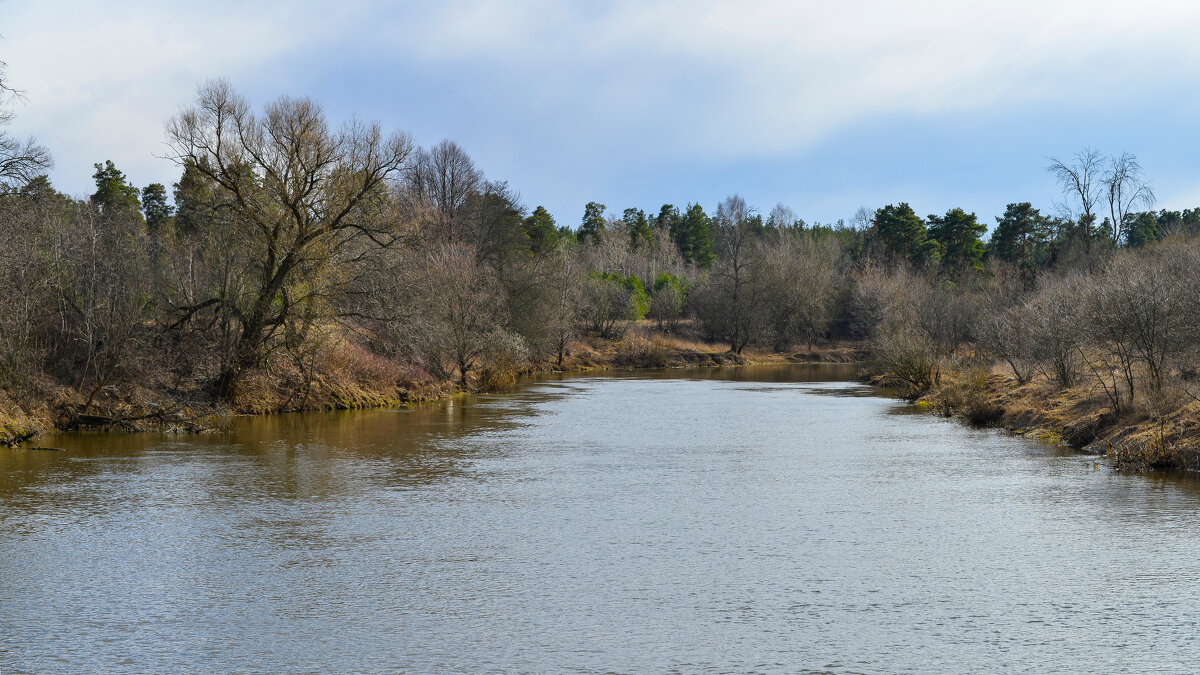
[2,364,1199,673]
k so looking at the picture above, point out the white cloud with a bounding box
[374,0,1200,156]
[0,0,372,195]
[6,0,1200,197]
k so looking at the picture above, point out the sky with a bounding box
[5,0,1200,232]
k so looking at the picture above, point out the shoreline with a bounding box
[870,368,1200,474]
[10,343,1199,480]
[0,329,866,447]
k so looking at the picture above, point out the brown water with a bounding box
[3,364,1200,673]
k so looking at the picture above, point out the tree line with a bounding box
[1,77,1199,427]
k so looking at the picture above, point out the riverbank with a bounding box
[0,325,866,446]
[876,366,1200,473]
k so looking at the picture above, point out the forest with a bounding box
[2,78,1200,470]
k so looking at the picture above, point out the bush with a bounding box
[649,273,688,332]
[581,272,643,339]
[930,369,1004,426]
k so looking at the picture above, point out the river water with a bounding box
[2,364,1199,673]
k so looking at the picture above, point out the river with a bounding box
[2,364,1199,673]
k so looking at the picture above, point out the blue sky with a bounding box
[5,0,1200,233]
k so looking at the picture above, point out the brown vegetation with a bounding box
[2,73,1198,482]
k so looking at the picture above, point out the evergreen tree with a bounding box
[172,159,219,235]
[90,160,141,218]
[990,202,1051,282]
[873,202,935,265]
[141,183,173,232]
[927,207,985,272]
[672,203,713,266]
[15,174,68,205]
[579,201,606,244]
[523,205,559,254]
[622,207,652,250]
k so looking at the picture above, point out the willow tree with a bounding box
[165,79,413,399]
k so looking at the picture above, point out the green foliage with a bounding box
[991,203,1041,261]
[622,207,653,250]
[927,207,985,272]
[556,224,578,247]
[873,203,936,265]
[579,201,606,244]
[623,275,650,319]
[15,174,70,206]
[523,205,559,254]
[141,183,172,231]
[1124,208,1200,247]
[653,271,688,297]
[747,213,768,237]
[1124,212,1159,248]
[91,160,141,218]
[172,160,218,235]
[655,204,679,230]
[671,203,714,266]
[592,271,650,319]
[990,202,1053,283]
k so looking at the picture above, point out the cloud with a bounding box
[360,0,1200,158]
[6,0,1200,208]
[0,0,371,194]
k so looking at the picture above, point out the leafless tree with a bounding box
[702,194,762,353]
[164,79,414,399]
[850,206,874,231]
[1089,244,1196,397]
[543,247,582,366]
[1048,147,1104,232]
[579,272,638,340]
[649,277,687,333]
[756,231,842,351]
[399,241,523,385]
[407,139,482,233]
[0,189,58,389]
[49,203,152,409]
[1024,274,1085,388]
[1102,152,1155,246]
[768,202,797,230]
[0,60,52,190]
[973,271,1038,383]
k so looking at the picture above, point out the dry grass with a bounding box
[912,361,1200,474]
[926,369,1005,426]
[2,317,863,445]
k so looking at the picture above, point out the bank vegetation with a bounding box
[2,75,1199,474]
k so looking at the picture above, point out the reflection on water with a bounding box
[2,363,1200,673]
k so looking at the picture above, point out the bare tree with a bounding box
[703,194,762,354]
[0,60,52,190]
[1102,152,1155,247]
[400,241,523,385]
[49,203,152,409]
[0,188,58,389]
[1024,274,1085,388]
[410,139,482,232]
[544,247,581,366]
[1048,147,1104,234]
[850,206,874,231]
[579,272,638,340]
[756,231,841,351]
[165,79,414,399]
[768,202,797,230]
